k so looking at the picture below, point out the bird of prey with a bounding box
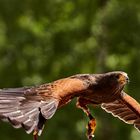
[0,71,140,140]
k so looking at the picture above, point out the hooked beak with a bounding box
[126,77,129,83]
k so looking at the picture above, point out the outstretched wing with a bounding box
[101,91,140,132]
[0,87,59,135]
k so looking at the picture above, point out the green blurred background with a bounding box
[0,0,140,140]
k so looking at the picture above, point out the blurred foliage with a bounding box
[0,0,140,140]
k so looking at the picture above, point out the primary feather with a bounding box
[101,92,140,132]
[0,87,59,135]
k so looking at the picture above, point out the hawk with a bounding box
[0,71,140,140]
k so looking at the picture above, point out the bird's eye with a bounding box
[115,75,120,79]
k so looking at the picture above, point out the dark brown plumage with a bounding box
[0,71,140,140]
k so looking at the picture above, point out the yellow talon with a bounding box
[86,118,96,140]
[33,130,38,136]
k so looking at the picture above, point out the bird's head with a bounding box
[71,71,129,93]
[92,71,129,89]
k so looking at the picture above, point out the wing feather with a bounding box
[101,91,140,131]
[0,87,59,135]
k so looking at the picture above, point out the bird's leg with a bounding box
[76,97,96,140]
[33,128,38,140]
[33,113,46,140]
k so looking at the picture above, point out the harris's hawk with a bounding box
[0,71,140,140]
